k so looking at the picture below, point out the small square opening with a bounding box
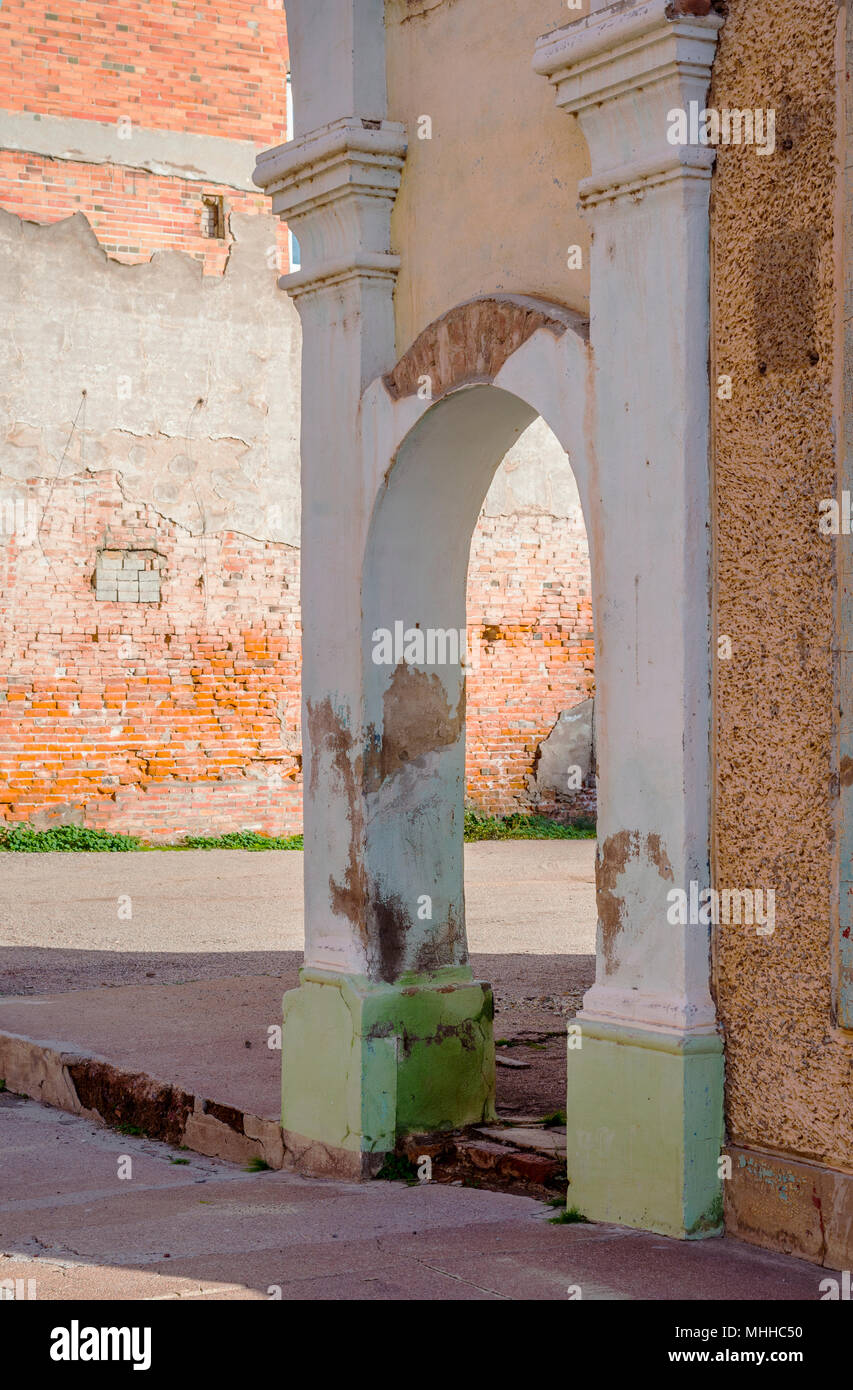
[201,195,226,240]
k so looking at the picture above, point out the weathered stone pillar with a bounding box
[254,0,495,1178]
[535,0,725,1236]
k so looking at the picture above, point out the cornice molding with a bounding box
[534,0,723,209]
[253,117,407,299]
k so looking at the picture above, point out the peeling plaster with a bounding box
[596,830,674,974]
[0,206,301,546]
[364,662,465,791]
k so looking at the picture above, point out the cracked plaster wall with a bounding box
[0,207,302,546]
[0,202,594,833]
[0,204,305,836]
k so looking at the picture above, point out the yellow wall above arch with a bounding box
[386,0,590,353]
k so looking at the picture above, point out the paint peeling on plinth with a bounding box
[279,967,496,1176]
[725,1143,853,1269]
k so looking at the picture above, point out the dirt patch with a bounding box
[68,1060,193,1147]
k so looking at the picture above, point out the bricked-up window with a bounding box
[201,195,225,239]
[95,550,162,603]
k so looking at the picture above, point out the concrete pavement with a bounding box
[0,842,837,1302]
[0,1092,825,1301]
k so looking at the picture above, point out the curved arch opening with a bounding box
[361,381,598,1079]
[466,413,595,824]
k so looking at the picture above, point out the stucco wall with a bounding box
[0,207,306,836]
[0,208,594,834]
[711,0,851,1168]
[385,0,590,353]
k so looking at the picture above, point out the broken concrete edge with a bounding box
[0,1026,564,1198]
[0,1029,285,1170]
[397,1128,567,1198]
[725,1143,853,1273]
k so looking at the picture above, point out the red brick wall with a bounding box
[0,472,303,838]
[0,150,289,273]
[0,0,288,142]
[0,0,597,837]
[0,473,593,838]
[466,512,595,819]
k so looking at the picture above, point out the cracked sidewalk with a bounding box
[0,1093,826,1301]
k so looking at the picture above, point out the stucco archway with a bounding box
[358,297,595,984]
[256,0,725,1236]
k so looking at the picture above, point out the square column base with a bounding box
[566,1017,724,1238]
[281,966,496,1179]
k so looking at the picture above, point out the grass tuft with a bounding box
[542,1109,567,1128]
[375,1153,420,1185]
[177,831,304,851]
[549,1205,589,1225]
[0,825,142,852]
[463,812,595,841]
[0,815,594,852]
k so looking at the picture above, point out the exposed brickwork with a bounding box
[383,295,585,402]
[0,151,289,273]
[0,472,302,838]
[466,512,595,819]
[0,2,596,838]
[0,469,593,838]
[0,0,288,144]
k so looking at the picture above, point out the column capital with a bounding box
[253,117,407,298]
[534,0,724,209]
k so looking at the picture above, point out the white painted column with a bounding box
[535,0,725,1236]
[254,4,496,1176]
[255,5,406,976]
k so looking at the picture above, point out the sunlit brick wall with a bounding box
[0,151,289,273]
[0,0,288,142]
[0,472,302,837]
[466,512,595,819]
[0,0,596,837]
[0,474,593,838]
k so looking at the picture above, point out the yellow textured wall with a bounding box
[385,0,590,353]
[711,0,851,1167]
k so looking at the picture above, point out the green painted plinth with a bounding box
[280,965,495,1177]
[565,1018,724,1238]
